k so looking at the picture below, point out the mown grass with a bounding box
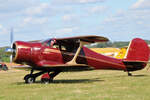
[0,66,150,100]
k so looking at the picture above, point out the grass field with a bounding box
[0,66,150,100]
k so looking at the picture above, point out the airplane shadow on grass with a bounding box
[52,78,104,84]
[132,74,148,77]
[115,74,148,78]
[15,77,104,85]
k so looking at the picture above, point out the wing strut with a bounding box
[67,41,87,65]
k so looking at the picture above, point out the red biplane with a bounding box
[5,35,149,84]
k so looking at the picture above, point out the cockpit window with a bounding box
[52,43,59,49]
[61,46,66,51]
[41,39,51,46]
[41,38,79,52]
[41,39,55,47]
[52,42,67,50]
[40,38,51,43]
[46,40,52,47]
[56,40,79,52]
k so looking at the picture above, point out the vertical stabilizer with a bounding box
[124,38,149,62]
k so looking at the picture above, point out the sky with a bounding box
[0,0,150,46]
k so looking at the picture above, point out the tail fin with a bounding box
[124,38,149,62]
[123,38,149,71]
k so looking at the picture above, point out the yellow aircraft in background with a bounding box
[90,48,120,57]
[114,46,128,59]
[90,46,128,59]
[91,45,150,59]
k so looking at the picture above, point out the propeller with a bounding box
[4,28,14,68]
[10,28,14,63]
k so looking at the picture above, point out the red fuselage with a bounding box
[11,39,147,72]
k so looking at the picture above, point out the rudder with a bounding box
[124,38,149,62]
[123,38,149,71]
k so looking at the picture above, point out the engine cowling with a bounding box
[12,41,32,63]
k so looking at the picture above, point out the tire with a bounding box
[41,78,53,84]
[24,74,35,84]
[41,78,49,84]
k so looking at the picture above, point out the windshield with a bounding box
[40,38,52,47]
[40,38,51,43]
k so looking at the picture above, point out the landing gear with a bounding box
[128,72,132,76]
[24,74,35,84]
[24,69,61,84]
[41,70,61,84]
[41,77,51,84]
[24,69,46,84]
[41,73,52,84]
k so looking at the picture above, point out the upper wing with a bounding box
[56,35,109,43]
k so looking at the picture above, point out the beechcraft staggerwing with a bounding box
[5,35,150,84]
